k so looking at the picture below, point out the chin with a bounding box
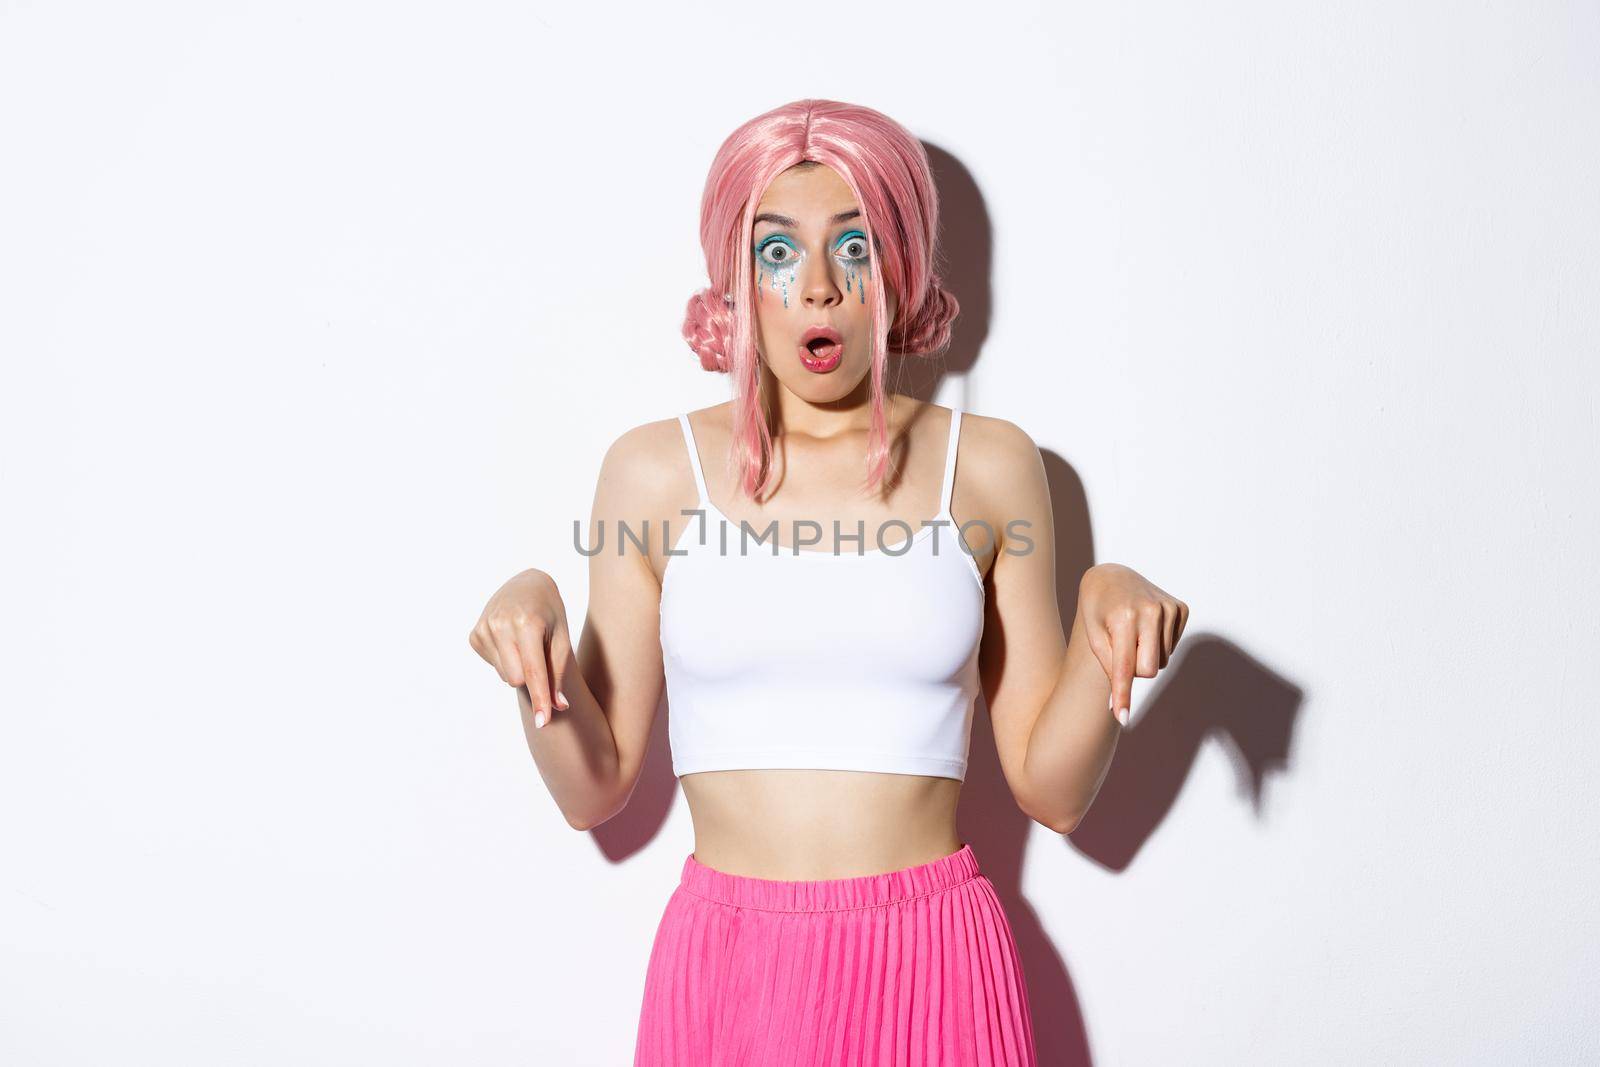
[780,362,867,398]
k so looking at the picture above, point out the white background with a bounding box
[3,2,1596,1064]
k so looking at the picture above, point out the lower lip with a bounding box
[799,342,843,372]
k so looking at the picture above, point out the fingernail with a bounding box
[535,710,547,728]
[1116,706,1129,726]
[556,690,569,710]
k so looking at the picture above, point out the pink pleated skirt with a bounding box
[633,842,1037,1066]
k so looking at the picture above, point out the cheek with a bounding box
[753,285,786,342]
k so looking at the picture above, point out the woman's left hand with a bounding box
[1078,563,1189,727]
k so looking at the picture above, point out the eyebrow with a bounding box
[753,209,861,228]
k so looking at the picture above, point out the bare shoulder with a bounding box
[600,416,683,490]
[592,405,727,578]
[953,409,1046,497]
[594,413,696,523]
[945,409,1050,564]
[955,409,1040,460]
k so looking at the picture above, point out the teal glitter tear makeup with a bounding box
[844,259,872,304]
[834,229,872,304]
[755,233,801,308]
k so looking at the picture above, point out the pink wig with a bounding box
[680,99,960,503]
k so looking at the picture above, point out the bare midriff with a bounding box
[679,769,965,880]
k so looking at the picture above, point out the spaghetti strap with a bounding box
[677,413,711,506]
[939,407,963,515]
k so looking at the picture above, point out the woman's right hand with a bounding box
[467,568,573,727]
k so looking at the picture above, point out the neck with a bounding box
[759,366,907,442]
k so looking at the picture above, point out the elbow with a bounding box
[1021,786,1084,836]
[558,761,638,832]
[1047,812,1082,836]
[1019,785,1083,835]
[564,802,615,832]
[563,786,630,832]
[1029,806,1083,836]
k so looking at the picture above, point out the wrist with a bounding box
[1079,561,1129,594]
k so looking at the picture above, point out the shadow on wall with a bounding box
[965,448,1304,1066]
[585,141,1306,1067]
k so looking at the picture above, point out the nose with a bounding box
[800,250,843,308]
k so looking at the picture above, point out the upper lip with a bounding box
[800,325,844,347]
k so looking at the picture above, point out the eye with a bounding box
[834,230,870,262]
[755,235,801,268]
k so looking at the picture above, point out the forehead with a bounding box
[755,163,858,221]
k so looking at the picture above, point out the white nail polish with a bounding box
[1116,706,1129,726]
[535,710,547,728]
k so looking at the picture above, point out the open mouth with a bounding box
[799,325,844,370]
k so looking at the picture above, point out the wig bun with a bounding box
[682,287,735,373]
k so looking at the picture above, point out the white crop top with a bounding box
[658,407,986,781]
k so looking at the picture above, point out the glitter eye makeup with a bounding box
[833,230,872,304]
[833,230,870,263]
[754,234,805,308]
[753,229,874,308]
[756,235,801,268]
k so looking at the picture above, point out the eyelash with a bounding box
[755,230,871,269]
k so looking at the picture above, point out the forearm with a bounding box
[517,666,624,831]
[1020,606,1121,833]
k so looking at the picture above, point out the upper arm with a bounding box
[969,417,1069,815]
[575,420,686,796]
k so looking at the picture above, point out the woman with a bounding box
[468,99,1189,1065]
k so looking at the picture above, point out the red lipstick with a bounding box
[798,324,844,373]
